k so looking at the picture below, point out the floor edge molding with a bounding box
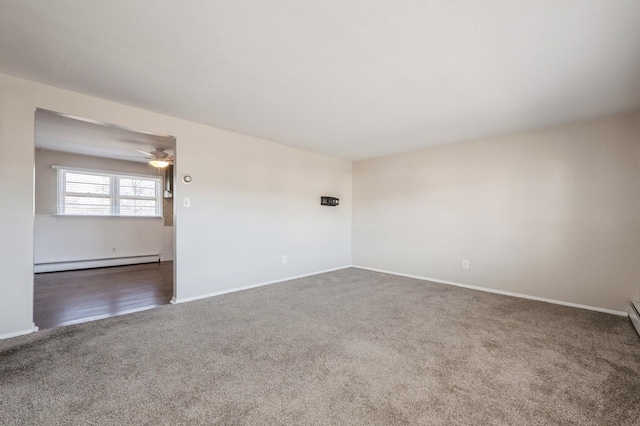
[172,265,352,304]
[352,265,628,317]
[0,323,38,340]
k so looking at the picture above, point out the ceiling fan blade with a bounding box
[136,149,154,156]
[115,154,149,159]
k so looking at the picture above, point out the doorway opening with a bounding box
[33,109,177,329]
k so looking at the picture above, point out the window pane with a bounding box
[66,173,110,185]
[64,196,111,215]
[120,198,158,216]
[65,182,110,195]
[119,178,157,197]
[65,173,111,195]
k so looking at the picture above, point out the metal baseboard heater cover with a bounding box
[34,255,160,273]
[629,301,640,338]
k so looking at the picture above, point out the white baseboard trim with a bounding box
[352,265,628,317]
[0,323,38,340]
[34,255,160,273]
[171,265,352,305]
[629,302,640,337]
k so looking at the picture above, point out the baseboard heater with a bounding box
[34,255,160,273]
[630,302,640,338]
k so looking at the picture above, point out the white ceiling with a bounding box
[3,1,640,160]
[35,109,175,162]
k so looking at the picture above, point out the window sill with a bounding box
[49,214,164,220]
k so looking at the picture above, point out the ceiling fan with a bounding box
[138,148,174,168]
[118,147,174,168]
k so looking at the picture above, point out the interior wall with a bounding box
[34,148,171,265]
[0,73,352,337]
[353,114,640,313]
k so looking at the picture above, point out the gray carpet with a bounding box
[1,268,639,425]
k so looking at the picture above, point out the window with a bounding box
[56,167,162,217]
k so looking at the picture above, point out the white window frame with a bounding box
[54,165,163,218]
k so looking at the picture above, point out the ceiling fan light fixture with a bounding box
[149,159,170,168]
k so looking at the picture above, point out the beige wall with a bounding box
[0,73,352,337]
[353,114,640,313]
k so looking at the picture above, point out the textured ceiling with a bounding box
[2,0,640,160]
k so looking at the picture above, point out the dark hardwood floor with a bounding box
[34,261,173,330]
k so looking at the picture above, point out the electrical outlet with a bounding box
[282,255,287,264]
[112,247,117,253]
[462,260,469,269]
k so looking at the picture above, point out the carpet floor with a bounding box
[1,268,639,425]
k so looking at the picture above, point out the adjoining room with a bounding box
[33,109,176,329]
